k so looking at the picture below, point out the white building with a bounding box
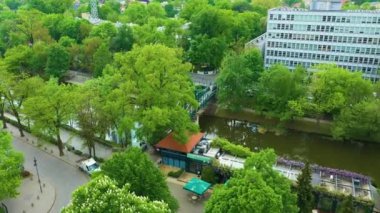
[248,0,380,81]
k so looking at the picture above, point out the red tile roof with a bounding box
[155,132,205,153]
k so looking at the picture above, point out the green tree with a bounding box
[90,22,117,40]
[23,79,76,156]
[231,0,253,12]
[105,44,198,143]
[164,4,176,18]
[26,0,73,14]
[332,99,380,142]
[82,36,103,72]
[124,2,149,25]
[180,0,208,20]
[0,131,24,201]
[29,41,48,75]
[14,9,52,45]
[110,25,134,52]
[75,79,111,157]
[62,175,170,213]
[45,43,70,80]
[133,18,184,48]
[2,73,44,137]
[251,0,281,10]
[337,195,355,213]
[309,65,373,117]
[101,148,178,212]
[256,65,307,120]
[206,149,298,213]
[283,0,302,6]
[5,0,23,10]
[217,52,254,111]
[92,42,113,77]
[4,45,32,73]
[216,48,263,110]
[147,2,166,19]
[296,162,314,213]
[187,35,228,70]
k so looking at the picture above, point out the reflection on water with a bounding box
[199,115,380,183]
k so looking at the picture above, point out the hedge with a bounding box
[168,169,184,178]
[211,137,253,158]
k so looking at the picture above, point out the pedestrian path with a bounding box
[4,113,113,159]
[3,176,55,213]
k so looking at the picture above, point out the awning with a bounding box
[187,153,211,164]
[183,178,211,195]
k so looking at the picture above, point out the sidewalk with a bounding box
[3,174,55,213]
[4,113,113,160]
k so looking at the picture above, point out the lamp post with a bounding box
[33,157,43,193]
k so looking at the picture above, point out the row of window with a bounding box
[269,13,380,25]
[264,59,379,78]
[268,32,380,46]
[266,50,379,65]
[266,41,380,55]
[269,23,380,35]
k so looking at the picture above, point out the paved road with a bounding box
[167,181,205,213]
[12,137,89,213]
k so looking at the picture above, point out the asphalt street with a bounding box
[12,137,89,213]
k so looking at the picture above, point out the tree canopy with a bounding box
[23,79,76,156]
[0,131,24,201]
[104,44,198,144]
[62,175,170,213]
[101,148,178,212]
[205,149,298,213]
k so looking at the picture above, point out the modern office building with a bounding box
[247,0,380,81]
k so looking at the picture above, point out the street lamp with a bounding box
[33,157,43,193]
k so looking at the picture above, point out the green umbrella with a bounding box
[183,178,211,196]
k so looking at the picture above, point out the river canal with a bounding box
[199,115,380,185]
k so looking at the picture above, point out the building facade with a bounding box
[255,0,380,81]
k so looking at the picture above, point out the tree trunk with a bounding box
[87,143,92,157]
[92,145,96,158]
[56,129,64,156]
[14,111,24,137]
[0,107,6,129]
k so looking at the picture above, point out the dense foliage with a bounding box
[296,162,314,213]
[211,137,253,158]
[205,149,298,213]
[0,131,24,201]
[217,61,380,143]
[62,175,170,213]
[101,148,178,212]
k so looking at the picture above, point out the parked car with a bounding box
[77,158,100,176]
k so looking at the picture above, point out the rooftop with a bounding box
[270,7,380,13]
[155,132,205,153]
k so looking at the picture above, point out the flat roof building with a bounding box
[247,0,380,81]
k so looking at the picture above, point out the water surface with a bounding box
[199,115,380,184]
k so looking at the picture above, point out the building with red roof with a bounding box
[155,132,212,173]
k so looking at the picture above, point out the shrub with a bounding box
[73,150,83,156]
[211,137,253,158]
[94,156,104,163]
[168,169,184,178]
[201,166,217,184]
[21,170,31,178]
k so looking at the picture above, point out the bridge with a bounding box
[189,73,217,121]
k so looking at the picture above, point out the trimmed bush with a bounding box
[73,150,83,156]
[94,156,104,163]
[211,137,253,158]
[201,166,217,184]
[168,169,184,178]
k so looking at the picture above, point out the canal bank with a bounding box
[203,103,333,136]
[198,113,380,186]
